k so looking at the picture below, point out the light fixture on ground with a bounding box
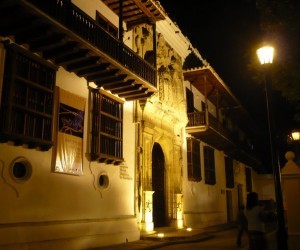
[256,45,288,250]
[157,233,164,238]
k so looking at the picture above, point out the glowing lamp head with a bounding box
[256,46,274,65]
[291,130,300,141]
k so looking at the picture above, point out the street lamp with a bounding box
[291,130,300,141]
[290,129,300,164]
[256,45,288,250]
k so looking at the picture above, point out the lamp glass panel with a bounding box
[291,131,300,141]
[257,46,274,64]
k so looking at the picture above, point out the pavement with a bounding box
[89,223,237,250]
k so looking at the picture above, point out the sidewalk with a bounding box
[88,223,237,250]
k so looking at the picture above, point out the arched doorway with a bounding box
[152,142,168,227]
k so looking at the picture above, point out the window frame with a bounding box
[245,167,252,192]
[225,157,234,188]
[0,43,57,151]
[186,137,202,182]
[90,88,124,164]
[186,87,194,113]
[203,146,216,185]
[96,11,118,38]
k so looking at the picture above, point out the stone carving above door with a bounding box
[133,24,186,120]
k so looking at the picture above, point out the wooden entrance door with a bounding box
[152,143,168,227]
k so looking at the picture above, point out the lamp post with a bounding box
[256,46,288,250]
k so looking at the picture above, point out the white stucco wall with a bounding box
[0,49,138,249]
[72,0,119,27]
[184,81,216,116]
[252,172,275,200]
[182,79,250,228]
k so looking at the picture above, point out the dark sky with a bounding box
[158,0,295,167]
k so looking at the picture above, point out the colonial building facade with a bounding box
[0,0,273,249]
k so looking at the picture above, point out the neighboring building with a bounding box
[0,0,273,249]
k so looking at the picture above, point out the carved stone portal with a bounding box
[133,24,187,231]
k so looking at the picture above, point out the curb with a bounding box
[141,234,215,250]
[140,224,237,250]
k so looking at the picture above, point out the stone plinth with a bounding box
[281,151,300,250]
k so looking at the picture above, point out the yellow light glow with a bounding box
[145,222,154,232]
[177,219,184,229]
[157,233,164,238]
[145,211,153,223]
[291,131,300,141]
[256,46,274,65]
[186,227,192,232]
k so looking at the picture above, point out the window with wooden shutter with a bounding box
[225,157,234,188]
[0,44,57,150]
[245,167,252,192]
[90,89,123,165]
[204,146,216,185]
[186,137,201,182]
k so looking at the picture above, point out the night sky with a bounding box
[158,0,294,168]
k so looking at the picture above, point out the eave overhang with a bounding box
[0,0,158,101]
[186,125,236,151]
[102,0,166,28]
[184,65,240,109]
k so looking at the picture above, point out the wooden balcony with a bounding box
[0,0,159,101]
[186,111,262,168]
[184,66,263,168]
[186,111,236,151]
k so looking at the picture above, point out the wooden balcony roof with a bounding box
[102,0,165,28]
[0,0,158,101]
[187,126,236,151]
[184,66,240,109]
[184,65,260,134]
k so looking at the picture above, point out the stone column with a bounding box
[176,193,183,228]
[141,190,155,232]
[281,151,300,249]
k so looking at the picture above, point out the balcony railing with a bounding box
[187,111,233,141]
[186,111,235,150]
[187,111,206,127]
[27,0,156,87]
[186,111,262,168]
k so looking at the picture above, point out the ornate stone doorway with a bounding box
[152,142,168,227]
